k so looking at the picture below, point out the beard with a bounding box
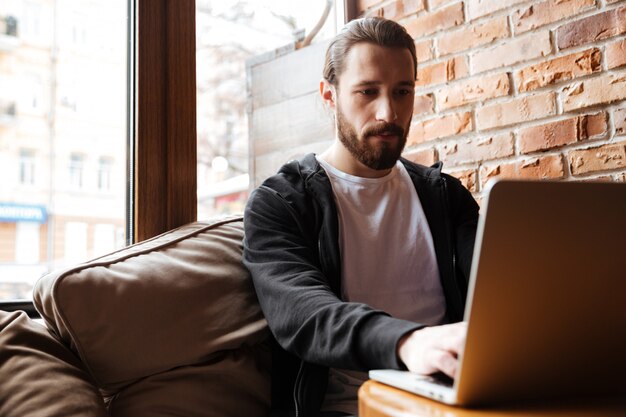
[336,107,409,171]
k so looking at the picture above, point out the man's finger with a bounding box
[433,349,459,379]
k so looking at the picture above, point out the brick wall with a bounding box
[248,0,626,197]
[360,0,626,198]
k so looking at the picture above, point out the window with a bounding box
[195,0,341,219]
[21,1,42,40]
[68,153,85,189]
[2,0,320,302]
[93,223,115,257]
[71,11,88,48]
[0,0,128,301]
[18,149,35,185]
[63,221,87,264]
[98,157,114,191]
[15,222,39,264]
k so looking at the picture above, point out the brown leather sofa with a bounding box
[0,216,271,416]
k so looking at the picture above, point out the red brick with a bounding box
[512,0,596,34]
[518,112,608,153]
[606,39,626,70]
[415,39,434,63]
[467,0,528,21]
[556,6,626,50]
[447,169,478,192]
[437,16,509,56]
[381,0,426,20]
[438,133,514,165]
[470,31,552,74]
[403,148,438,166]
[480,155,565,187]
[428,0,457,10]
[614,108,626,136]
[583,112,610,138]
[408,111,473,145]
[416,56,468,87]
[437,73,510,110]
[476,92,556,131]
[519,119,577,153]
[569,142,626,175]
[516,48,601,93]
[560,70,626,112]
[414,94,434,115]
[509,156,568,180]
[404,2,464,39]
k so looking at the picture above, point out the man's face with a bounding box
[330,42,415,171]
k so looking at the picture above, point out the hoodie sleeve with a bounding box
[243,184,424,371]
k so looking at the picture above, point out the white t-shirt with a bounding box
[316,156,446,415]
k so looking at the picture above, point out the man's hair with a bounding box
[323,17,417,86]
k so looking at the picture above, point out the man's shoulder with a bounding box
[258,153,322,191]
[245,153,326,228]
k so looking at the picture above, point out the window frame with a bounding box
[1,0,352,310]
[0,0,196,311]
[132,0,197,243]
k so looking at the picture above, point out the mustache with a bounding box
[364,123,405,138]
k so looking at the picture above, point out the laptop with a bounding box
[369,179,626,406]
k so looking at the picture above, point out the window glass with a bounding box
[0,0,128,300]
[68,153,85,189]
[63,221,87,264]
[98,157,114,191]
[15,222,40,264]
[19,149,36,185]
[196,0,339,219]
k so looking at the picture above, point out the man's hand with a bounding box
[397,322,467,379]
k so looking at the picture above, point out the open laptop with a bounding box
[369,179,626,406]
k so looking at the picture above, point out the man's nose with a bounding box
[375,97,397,123]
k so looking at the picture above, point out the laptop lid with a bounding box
[455,179,626,405]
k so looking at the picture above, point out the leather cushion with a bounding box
[33,216,271,416]
[106,345,270,417]
[0,310,107,416]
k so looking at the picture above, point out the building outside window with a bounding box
[68,153,85,190]
[18,149,35,186]
[98,157,113,191]
[15,222,39,264]
[21,1,41,40]
[0,0,341,301]
[63,221,87,265]
[93,223,115,257]
[0,0,127,300]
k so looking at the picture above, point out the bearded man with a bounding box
[243,17,479,417]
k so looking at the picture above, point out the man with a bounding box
[243,17,479,417]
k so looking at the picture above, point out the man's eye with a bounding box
[359,89,377,96]
[396,89,414,96]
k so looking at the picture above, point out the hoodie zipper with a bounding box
[441,177,456,269]
[441,176,461,318]
[293,360,305,417]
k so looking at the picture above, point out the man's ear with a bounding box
[320,79,336,111]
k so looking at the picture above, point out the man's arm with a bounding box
[243,185,424,371]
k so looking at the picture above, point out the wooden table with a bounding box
[359,380,626,417]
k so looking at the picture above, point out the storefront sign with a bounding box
[0,203,47,223]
